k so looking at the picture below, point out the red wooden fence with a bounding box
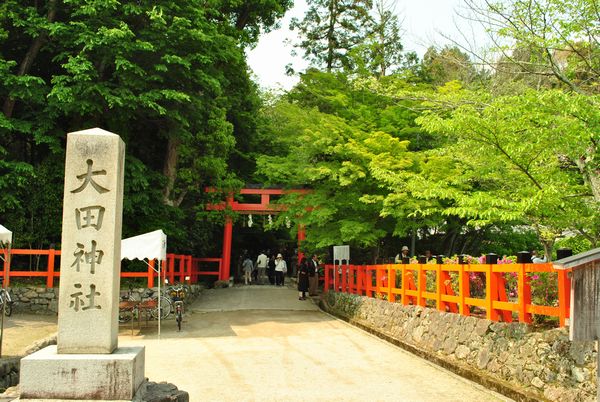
[1,249,222,288]
[323,262,571,327]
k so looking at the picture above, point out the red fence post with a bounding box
[186,255,192,283]
[518,263,532,323]
[436,263,442,311]
[459,264,470,316]
[3,249,9,287]
[47,249,56,288]
[401,265,407,305]
[558,270,571,327]
[389,265,396,302]
[486,264,499,321]
[148,259,155,288]
[191,258,198,283]
[417,264,426,307]
[168,254,175,284]
[179,255,185,283]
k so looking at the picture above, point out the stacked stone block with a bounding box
[323,292,596,402]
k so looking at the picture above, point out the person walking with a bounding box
[274,253,287,286]
[243,255,254,285]
[267,253,276,285]
[298,257,309,300]
[255,250,268,284]
[308,254,319,296]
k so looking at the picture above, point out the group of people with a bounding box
[241,251,290,286]
[239,250,321,300]
[393,245,548,264]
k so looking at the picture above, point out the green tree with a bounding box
[290,0,374,72]
[0,0,291,253]
[255,71,436,259]
[368,0,404,77]
[421,45,479,86]
[465,0,600,94]
[409,86,600,256]
[348,0,404,78]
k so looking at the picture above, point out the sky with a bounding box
[246,0,487,90]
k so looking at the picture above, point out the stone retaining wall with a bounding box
[10,287,59,314]
[10,284,204,314]
[322,292,596,402]
[0,358,19,391]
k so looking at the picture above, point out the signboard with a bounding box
[333,245,350,263]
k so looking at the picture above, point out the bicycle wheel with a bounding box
[5,290,13,317]
[118,310,132,323]
[176,309,182,331]
[0,292,10,317]
[150,296,172,320]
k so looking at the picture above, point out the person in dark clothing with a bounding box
[267,254,276,285]
[308,254,319,296]
[297,257,309,300]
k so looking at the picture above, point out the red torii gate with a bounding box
[206,188,309,281]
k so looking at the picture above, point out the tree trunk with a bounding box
[326,0,338,72]
[235,6,250,30]
[371,244,379,265]
[541,240,554,262]
[162,136,181,207]
[574,144,600,203]
[2,0,57,118]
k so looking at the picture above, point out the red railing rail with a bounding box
[323,262,571,327]
[1,249,222,288]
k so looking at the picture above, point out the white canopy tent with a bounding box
[0,224,12,266]
[121,229,167,337]
[0,225,11,357]
[0,225,11,246]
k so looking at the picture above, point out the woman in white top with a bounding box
[274,254,287,286]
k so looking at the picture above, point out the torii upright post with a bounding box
[222,216,233,282]
[221,194,234,282]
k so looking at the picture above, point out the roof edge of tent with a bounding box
[121,229,167,261]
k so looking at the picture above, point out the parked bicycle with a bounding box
[119,286,159,323]
[0,278,13,317]
[119,286,174,323]
[169,284,186,331]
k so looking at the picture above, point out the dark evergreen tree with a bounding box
[290,0,374,72]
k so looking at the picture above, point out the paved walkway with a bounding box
[118,286,511,402]
[2,286,511,401]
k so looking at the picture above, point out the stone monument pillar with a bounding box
[19,128,145,400]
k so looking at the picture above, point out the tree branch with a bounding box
[2,0,57,118]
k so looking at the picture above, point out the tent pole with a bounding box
[158,259,161,339]
[142,259,161,339]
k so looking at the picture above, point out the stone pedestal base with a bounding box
[19,345,145,401]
